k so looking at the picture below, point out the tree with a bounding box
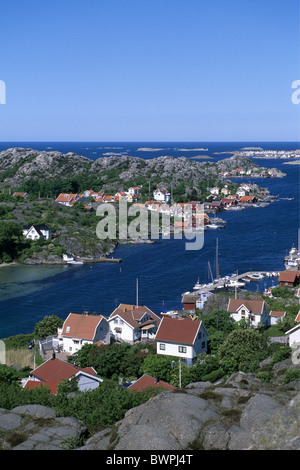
[217,329,269,374]
[33,315,63,339]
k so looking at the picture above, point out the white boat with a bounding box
[193,278,204,290]
[226,279,246,288]
[247,272,265,280]
[67,260,84,265]
[207,224,220,229]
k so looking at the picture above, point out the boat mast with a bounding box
[216,238,219,279]
[136,278,139,307]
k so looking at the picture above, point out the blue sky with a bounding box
[0,0,299,141]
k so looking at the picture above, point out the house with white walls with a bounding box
[23,224,51,241]
[153,189,170,203]
[57,312,110,354]
[227,297,269,327]
[155,317,208,366]
[108,304,161,343]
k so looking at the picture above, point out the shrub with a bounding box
[282,369,300,384]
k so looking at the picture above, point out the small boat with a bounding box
[247,272,265,280]
[67,260,84,265]
[193,278,204,290]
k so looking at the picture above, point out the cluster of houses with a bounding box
[218,166,281,178]
[22,290,300,394]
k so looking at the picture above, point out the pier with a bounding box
[183,270,280,298]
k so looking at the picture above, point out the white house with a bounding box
[153,189,170,203]
[269,310,286,326]
[155,317,208,366]
[227,297,269,327]
[23,356,102,395]
[285,324,300,347]
[58,312,110,354]
[108,304,161,344]
[23,224,51,241]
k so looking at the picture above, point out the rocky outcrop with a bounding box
[2,370,298,451]
[0,148,284,190]
[0,405,87,450]
[81,371,299,451]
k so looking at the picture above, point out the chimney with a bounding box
[84,311,89,316]
[52,351,55,360]
[155,376,159,383]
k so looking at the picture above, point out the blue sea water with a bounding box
[0,141,299,338]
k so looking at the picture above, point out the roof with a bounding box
[28,357,97,394]
[128,374,176,392]
[61,313,105,340]
[227,297,268,315]
[109,304,160,329]
[239,195,255,201]
[295,311,300,322]
[278,271,300,282]
[269,310,286,317]
[155,317,204,345]
[55,193,78,202]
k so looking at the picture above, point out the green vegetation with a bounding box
[0,304,296,431]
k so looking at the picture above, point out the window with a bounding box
[159,343,165,350]
[66,326,70,333]
[241,309,246,318]
[178,346,186,353]
[202,341,206,349]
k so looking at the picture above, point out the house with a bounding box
[155,316,208,366]
[269,310,286,326]
[57,312,110,354]
[153,189,170,203]
[181,293,199,311]
[108,304,161,344]
[23,355,102,394]
[127,374,176,392]
[23,224,51,241]
[227,297,269,327]
[203,201,224,212]
[128,187,141,196]
[285,324,300,347]
[278,271,300,287]
[239,195,257,204]
[12,192,28,199]
[55,193,81,206]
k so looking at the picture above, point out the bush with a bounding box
[201,368,224,383]
[282,369,300,384]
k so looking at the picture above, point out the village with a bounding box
[13,176,277,247]
[19,264,300,396]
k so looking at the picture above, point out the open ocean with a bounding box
[0,141,299,338]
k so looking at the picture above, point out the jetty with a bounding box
[182,270,280,299]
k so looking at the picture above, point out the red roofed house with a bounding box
[269,310,286,326]
[55,193,82,207]
[128,374,176,392]
[278,270,300,287]
[108,304,161,344]
[58,312,110,354]
[227,297,269,327]
[23,356,102,394]
[155,317,208,366]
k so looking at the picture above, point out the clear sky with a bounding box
[0,0,299,142]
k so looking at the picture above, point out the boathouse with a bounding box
[278,270,300,287]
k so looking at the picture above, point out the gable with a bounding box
[61,313,105,340]
[155,317,203,345]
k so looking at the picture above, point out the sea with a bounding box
[0,141,299,338]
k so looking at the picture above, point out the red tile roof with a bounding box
[109,304,160,329]
[278,271,300,282]
[155,317,202,345]
[227,297,268,315]
[128,374,175,392]
[61,313,105,340]
[27,357,97,394]
[270,310,286,317]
